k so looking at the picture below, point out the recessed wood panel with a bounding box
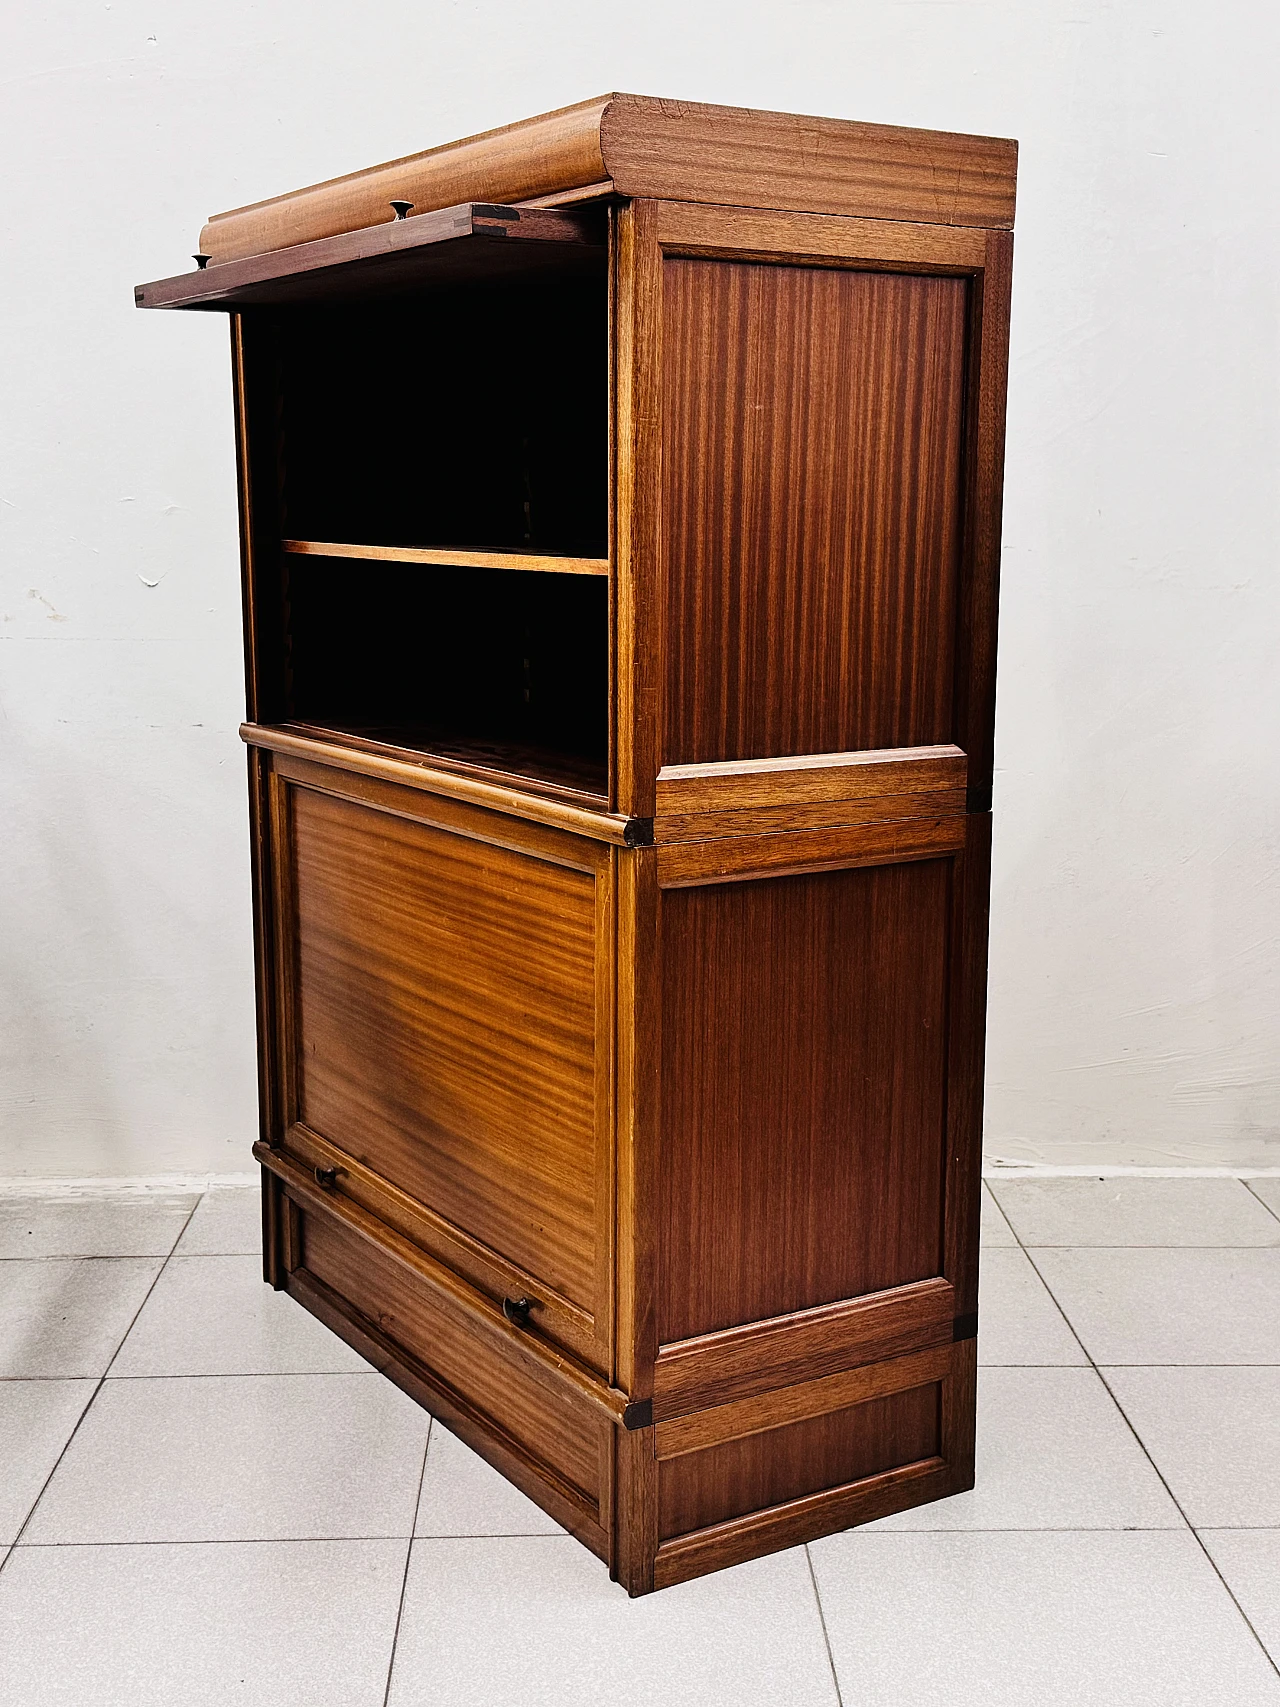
[288,784,606,1316]
[658,859,951,1343]
[662,259,968,765]
[657,1381,940,1540]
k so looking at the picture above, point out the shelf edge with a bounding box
[242,721,630,844]
[282,539,610,576]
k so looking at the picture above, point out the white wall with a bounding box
[2,1,1276,1177]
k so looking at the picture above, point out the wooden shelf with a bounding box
[281,721,609,806]
[283,539,609,576]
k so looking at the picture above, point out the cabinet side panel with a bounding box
[289,786,603,1314]
[658,859,950,1343]
[657,1380,939,1540]
[662,259,968,765]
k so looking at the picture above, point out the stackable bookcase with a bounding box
[137,94,1016,1593]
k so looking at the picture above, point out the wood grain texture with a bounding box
[260,1142,627,1421]
[285,780,613,1351]
[196,95,1015,264]
[601,95,1016,230]
[657,1380,940,1540]
[653,1277,954,1420]
[613,198,663,817]
[944,816,994,1324]
[658,859,953,1342]
[953,231,1014,790]
[199,99,613,262]
[655,744,966,814]
[653,788,966,845]
[656,1343,955,1459]
[662,257,969,766]
[653,1456,952,1590]
[283,539,609,576]
[654,814,964,888]
[138,203,603,311]
[243,724,634,842]
[653,200,991,269]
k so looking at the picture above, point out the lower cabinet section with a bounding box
[250,747,988,1594]
[264,1167,976,1595]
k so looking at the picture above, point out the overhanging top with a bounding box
[188,93,1018,268]
[134,202,603,311]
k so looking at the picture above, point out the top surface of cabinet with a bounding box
[138,92,1016,281]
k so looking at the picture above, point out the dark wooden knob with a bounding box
[389,199,414,220]
[192,253,211,269]
[502,1296,534,1326]
[314,1165,339,1188]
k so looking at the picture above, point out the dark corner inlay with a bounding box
[952,1311,979,1342]
[624,817,655,847]
[623,1397,653,1431]
[965,785,992,815]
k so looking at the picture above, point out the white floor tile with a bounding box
[175,1188,263,1256]
[415,1425,565,1537]
[980,1184,1018,1246]
[387,1538,838,1707]
[23,1373,429,1543]
[0,1259,162,1377]
[1200,1531,1280,1666]
[110,1255,371,1376]
[0,1540,406,1707]
[1247,1179,1280,1221]
[1105,1367,1280,1526]
[977,1248,1087,1365]
[991,1177,1280,1248]
[0,1196,196,1259]
[0,1380,96,1544]
[1034,1247,1280,1363]
[865,1366,1182,1531]
[810,1530,1280,1706]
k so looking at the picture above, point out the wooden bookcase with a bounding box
[137,94,1016,1594]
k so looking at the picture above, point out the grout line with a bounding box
[805,1543,845,1706]
[1022,1247,1280,1684]
[381,1419,432,1707]
[100,1200,203,1380]
[1244,1181,1280,1229]
[97,1370,384,1381]
[0,1254,203,1264]
[0,1199,203,1576]
[12,1533,434,1548]
[1006,1244,1280,1251]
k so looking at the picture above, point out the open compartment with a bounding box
[283,556,609,799]
[277,274,608,558]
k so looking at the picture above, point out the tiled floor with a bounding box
[0,1177,1278,1704]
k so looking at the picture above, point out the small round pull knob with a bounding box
[502,1296,535,1326]
[314,1165,339,1189]
[389,199,414,220]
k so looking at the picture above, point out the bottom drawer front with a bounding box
[657,1381,940,1541]
[298,1201,605,1520]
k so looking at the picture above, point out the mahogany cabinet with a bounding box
[137,94,1016,1593]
